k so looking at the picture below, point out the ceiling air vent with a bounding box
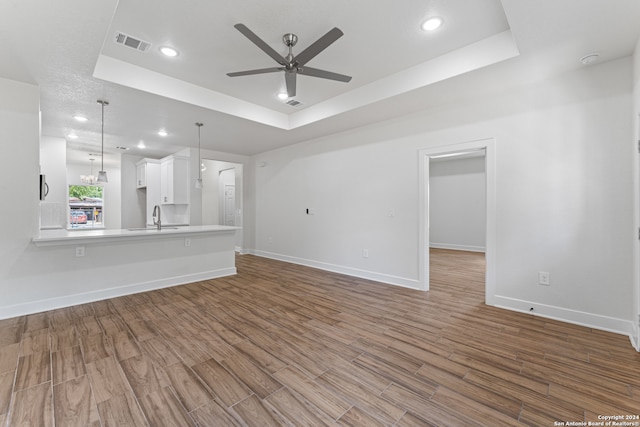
[286,99,302,107]
[114,32,151,52]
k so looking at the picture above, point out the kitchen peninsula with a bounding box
[1,225,238,319]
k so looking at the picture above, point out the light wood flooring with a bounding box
[1,249,639,426]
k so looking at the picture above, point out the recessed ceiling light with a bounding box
[157,129,168,137]
[421,16,443,32]
[67,133,78,139]
[277,92,289,100]
[580,52,600,65]
[73,115,88,122]
[137,141,146,149]
[160,46,178,57]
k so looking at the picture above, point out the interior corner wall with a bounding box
[632,37,640,350]
[253,57,635,339]
[429,156,486,252]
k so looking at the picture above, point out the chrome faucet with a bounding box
[152,205,162,230]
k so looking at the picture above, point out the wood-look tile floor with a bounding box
[1,249,640,426]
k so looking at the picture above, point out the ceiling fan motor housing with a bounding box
[283,33,298,47]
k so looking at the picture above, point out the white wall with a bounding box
[253,57,635,338]
[429,155,486,252]
[121,154,146,229]
[632,37,640,350]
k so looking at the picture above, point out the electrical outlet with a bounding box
[185,238,191,247]
[362,249,369,258]
[538,271,550,286]
[75,247,85,257]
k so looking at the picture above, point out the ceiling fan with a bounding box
[227,23,352,98]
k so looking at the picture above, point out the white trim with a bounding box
[251,250,422,290]
[0,267,236,320]
[418,138,497,304]
[495,295,636,344]
[429,243,485,253]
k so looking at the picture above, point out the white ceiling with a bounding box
[1,0,639,164]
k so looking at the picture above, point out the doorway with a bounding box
[419,138,496,305]
[219,168,236,226]
[201,159,243,251]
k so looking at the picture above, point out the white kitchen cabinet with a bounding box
[135,158,159,188]
[161,155,189,204]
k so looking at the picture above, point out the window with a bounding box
[68,185,104,229]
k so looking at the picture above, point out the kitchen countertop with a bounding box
[33,225,239,247]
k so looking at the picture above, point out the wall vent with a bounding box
[286,99,302,107]
[115,32,151,52]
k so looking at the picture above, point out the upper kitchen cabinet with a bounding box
[161,155,189,204]
[136,158,160,189]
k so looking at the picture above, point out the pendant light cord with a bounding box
[97,99,109,172]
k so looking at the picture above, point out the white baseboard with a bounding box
[250,250,422,290]
[494,295,636,346]
[0,267,236,320]
[430,243,485,252]
[631,323,639,351]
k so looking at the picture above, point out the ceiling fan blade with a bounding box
[285,71,296,97]
[298,66,352,82]
[295,27,344,67]
[227,67,284,77]
[234,23,286,65]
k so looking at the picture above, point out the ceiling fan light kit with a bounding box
[227,23,352,98]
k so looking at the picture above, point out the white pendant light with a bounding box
[195,122,203,189]
[96,99,109,183]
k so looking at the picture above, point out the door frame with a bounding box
[418,138,496,305]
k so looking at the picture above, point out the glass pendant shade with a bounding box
[97,170,108,183]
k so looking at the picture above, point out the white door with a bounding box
[224,184,235,226]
